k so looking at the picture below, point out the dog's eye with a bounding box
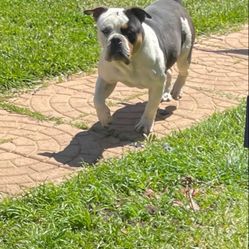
[101,27,112,36]
[121,27,136,43]
[120,27,129,35]
[127,30,136,43]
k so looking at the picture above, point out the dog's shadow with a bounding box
[40,102,176,167]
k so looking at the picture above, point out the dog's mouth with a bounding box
[105,51,130,65]
[105,36,131,65]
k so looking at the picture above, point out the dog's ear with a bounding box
[84,7,108,21]
[125,7,152,23]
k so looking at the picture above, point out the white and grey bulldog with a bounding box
[84,0,195,133]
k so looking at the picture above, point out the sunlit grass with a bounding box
[0,0,248,93]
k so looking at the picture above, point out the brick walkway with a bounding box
[0,26,248,198]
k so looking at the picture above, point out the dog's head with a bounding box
[84,7,151,65]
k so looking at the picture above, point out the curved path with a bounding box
[0,26,248,198]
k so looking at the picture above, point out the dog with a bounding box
[84,0,195,133]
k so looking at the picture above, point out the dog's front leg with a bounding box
[94,77,117,126]
[135,83,164,134]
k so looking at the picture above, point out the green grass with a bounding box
[0,101,63,124]
[0,102,247,248]
[0,0,248,93]
[0,101,90,129]
[0,138,13,145]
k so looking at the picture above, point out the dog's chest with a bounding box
[115,63,155,88]
[99,58,164,89]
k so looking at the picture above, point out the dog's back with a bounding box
[145,0,195,69]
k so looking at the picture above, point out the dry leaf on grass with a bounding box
[187,189,200,211]
[172,184,201,212]
[144,188,156,199]
[145,204,158,215]
[172,200,184,207]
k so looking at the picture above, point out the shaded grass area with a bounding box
[0,0,248,93]
[0,102,247,248]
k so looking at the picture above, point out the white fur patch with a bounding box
[180,17,192,50]
[97,8,128,31]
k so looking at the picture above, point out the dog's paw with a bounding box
[171,93,182,100]
[171,88,182,100]
[161,92,172,102]
[100,114,112,127]
[135,118,154,134]
[96,106,112,127]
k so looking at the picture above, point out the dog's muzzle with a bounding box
[105,35,130,65]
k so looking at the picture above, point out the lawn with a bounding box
[0,0,248,93]
[0,102,247,248]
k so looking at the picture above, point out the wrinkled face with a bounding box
[85,7,151,65]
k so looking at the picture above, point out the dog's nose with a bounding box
[111,37,122,46]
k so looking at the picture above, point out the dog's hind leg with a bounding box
[171,54,190,100]
[161,69,172,102]
[94,77,117,126]
[171,17,193,100]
